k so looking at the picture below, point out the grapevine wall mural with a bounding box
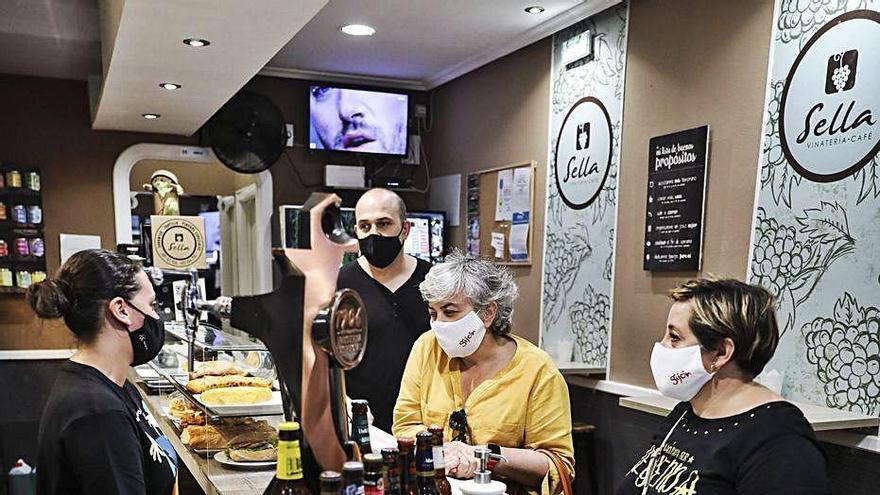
[539,4,628,367]
[749,0,880,413]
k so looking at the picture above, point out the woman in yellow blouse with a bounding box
[393,252,573,495]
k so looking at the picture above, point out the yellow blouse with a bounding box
[392,331,574,495]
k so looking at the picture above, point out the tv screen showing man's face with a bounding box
[309,86,408,155]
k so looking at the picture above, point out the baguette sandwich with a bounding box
[186,375,272,394]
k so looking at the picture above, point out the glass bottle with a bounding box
[381,448,401,495]
[427,425,451,495]
[350,400,373,455]
[415,432,440,495]
[397,437,417,495]
[263,422,311,495]
[363,453,385,495]
[320,471,342,495]
[342,461,365,495]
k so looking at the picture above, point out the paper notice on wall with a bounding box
[429,174,462,226]
[495,169,514,221]
[511,167,532,214]
[59,234,101,264]
[491,232,505,258]
[509,212,530,261]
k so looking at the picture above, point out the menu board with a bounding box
[643,125,709,271]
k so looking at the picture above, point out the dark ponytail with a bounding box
[27,249,142,343]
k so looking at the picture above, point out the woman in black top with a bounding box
[616,278,830,495]
[28,249,177,495]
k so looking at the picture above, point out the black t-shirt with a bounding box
[37,361,177,495]
[337,257,432,432]
[615,401,829,495]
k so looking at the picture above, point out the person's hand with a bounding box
[443,441,479,479]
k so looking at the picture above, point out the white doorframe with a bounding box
[111,143,273,293]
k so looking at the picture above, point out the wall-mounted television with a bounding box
[308,85,409,156]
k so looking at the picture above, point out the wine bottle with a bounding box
[263,422,311,495]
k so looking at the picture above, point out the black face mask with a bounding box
[125,302,166,366]
[358,228,404,268]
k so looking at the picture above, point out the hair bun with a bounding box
[27,279,72,319]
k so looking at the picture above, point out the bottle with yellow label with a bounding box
[264,422,312,495]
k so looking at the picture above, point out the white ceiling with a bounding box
[0,0,619,135]
[91,0,328,135]
[264,0,614,89]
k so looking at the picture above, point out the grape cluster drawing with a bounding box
[542,227,592,326]
[568,285,610,365]
[802,292,880,414]
[829,52,852,92]
[776,0,851,46]
[750,202,856,336]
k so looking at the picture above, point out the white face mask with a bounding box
[431,311,487,358]
[650,342,715,401]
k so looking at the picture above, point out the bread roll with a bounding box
[181,425,226,449]
[228,445,277,462]
[186,375,272,394]
[200,386,273,405]
[191,360,245,379]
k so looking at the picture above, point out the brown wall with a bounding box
[610,0,773,386]
[0,74,428,349]
[422,39,552,344]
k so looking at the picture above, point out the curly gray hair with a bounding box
[419,251,519,336]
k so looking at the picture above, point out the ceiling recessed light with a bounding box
[142,113,160,119]
[159,83,181,90]
[341,24,375,36]
[525,6,545,14]
[183,38,210,47]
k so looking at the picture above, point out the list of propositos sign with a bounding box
[644,125,709,271]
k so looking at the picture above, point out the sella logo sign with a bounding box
[780,10,880,182]
[554,96,613,209]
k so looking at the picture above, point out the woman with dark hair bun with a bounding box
[29,249,177,495]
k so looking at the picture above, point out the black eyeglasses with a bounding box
[449,408,471,443]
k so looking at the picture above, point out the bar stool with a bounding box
[572,422,597,495]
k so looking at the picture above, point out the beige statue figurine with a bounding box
[143,169,184,216]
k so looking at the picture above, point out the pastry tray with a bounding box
[148,362,282,418]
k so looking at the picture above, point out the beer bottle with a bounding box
[344,440,362,462]
[381,448,401,495]
[427,426,452,495]
[264,422,311,495]
[320,471,342,495]
[415,432,440,495]
[363,453,385,495]
[342,461,365,495]
[350,400,373,455]
[396,437,417,495]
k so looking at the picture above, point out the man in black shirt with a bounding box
[337,188,432,432]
